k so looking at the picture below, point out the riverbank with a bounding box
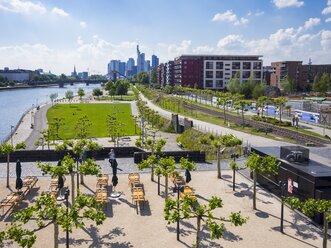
[0,84,58,91]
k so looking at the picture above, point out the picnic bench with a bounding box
[0,192,24,216]
[97,174,109,189]
[179,185,196,200]
[170,174,186,187]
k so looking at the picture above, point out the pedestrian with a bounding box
[109,149,115,166]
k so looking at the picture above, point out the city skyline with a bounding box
[0,0,330,74]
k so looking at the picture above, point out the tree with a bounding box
[106,115,122,146]
[48,117,64,140]
[150,69,157,85]
[234,100,250,128]
[75,115,91,139]
[226,72,240,94]
[92,88,103,98]
[49,93,58,105]
[59,73,67,81]
[280,75,294,94]
[55,139,102,202]
[65,90,74,103]
[285,197,331,248]
[212,134,242,179]
[216,92,232,124]
[164,196,248,248]
[257,96,270,118]
[312,73,329,94]
[136,72,149,84]
[245,153,278,210]
[0,142,26,188]
[154,156,177,200]
[0,193,106,248]
[252,82,266,99]
[115,80,130,98]
[274,97,287,122]
[77,88,85,100]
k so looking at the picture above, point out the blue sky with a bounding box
[0,0,330,74]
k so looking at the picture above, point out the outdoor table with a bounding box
[128,173,140,187]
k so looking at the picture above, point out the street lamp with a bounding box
[64,188,70,248]
[174,184,184,241]
[231,153,239,191]
[279,181,287,234]
[30,104,34,129]
[10,125,14,146]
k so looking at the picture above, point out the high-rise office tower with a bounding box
[137,45,146,74]
[152,55,159,68]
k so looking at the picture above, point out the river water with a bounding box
[0,83,101,142]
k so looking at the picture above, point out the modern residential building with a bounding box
[156,63,166,87]
[165,61,175,86]
[270,60,331,91]
[0,67,38,82]
[174,55,263,89]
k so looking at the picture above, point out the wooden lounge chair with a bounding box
[22,176,38,194]
[180,185,196,200]
[128,173,140,187]
[0,192,24,216]
[97,174,109,189]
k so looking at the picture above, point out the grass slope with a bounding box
[47,103,135,139]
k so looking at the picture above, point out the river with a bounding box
[0,83,101,142]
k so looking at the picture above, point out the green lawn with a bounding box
[47,103,136,139]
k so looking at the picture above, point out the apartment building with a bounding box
[173,55,263,89]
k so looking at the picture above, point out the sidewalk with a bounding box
[0,170,327,247]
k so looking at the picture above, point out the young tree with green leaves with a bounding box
[0,142,26,188]
[0,193,106,248]
[48,117,64,140]
[280,75,294,94]
[77,88,85,100]
[49,93,58,105]
[285,197,331,248]
[216,92,232,124]
[234,100,250,128]
[164,196,248,248]
[75,115,91,139]
[245,153,278,210]
[274,97,287,122]
[92,88,103,98]
[65,90,74,103]
[154,156,177,200]
[227,72,241,94]
[212,134,242,179]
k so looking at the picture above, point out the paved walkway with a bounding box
[0,171,328,247]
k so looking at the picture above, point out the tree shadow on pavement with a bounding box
[139,200,151,216]
[62,226,134,247]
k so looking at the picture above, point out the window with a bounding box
[232,71,240,78]
[216,62,223,69]
[232,62,240,70]
[205,71,213,78]
[215,80,223,88]
[206,61,213,70]
[243,62,251,70]
[216,71,223,78]
[205,80,213,88]
[255,71,262,78]
[242,71,250,79]
[253,62,261,70]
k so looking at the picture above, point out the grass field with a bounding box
[47,103,136,139]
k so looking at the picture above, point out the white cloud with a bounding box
[273,0,304,8]
[255,10,265,16]
[322,6,331,15]
[168,40,192,55]
[217,35,243,48]
[303,18,320,29]
[326,17,331,23]
[212,10,248,26]
[193,46,214,54]
[51,7,68,17]
[0,0,46,14]
[80,21,87,28]
[321,30,331,49]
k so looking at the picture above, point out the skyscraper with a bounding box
[137,45,145,74]
[151,55,159,68]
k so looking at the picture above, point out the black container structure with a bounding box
[251,146,331,225]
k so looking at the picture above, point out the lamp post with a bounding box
[231,153,239,191]
[64,189,70,248]
[279,181,287,233]
[10,125,14,146]
[30,104,34,129]
[175,184,184,241]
